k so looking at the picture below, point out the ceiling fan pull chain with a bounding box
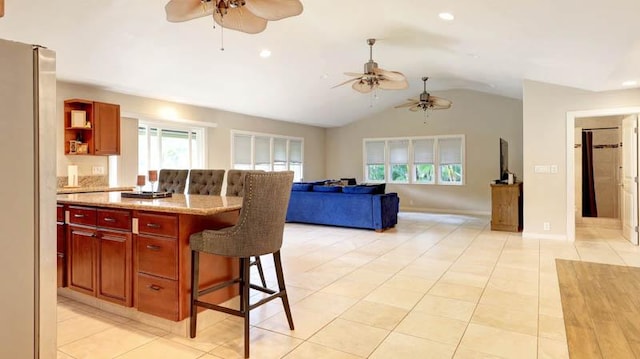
[220,22,225,51]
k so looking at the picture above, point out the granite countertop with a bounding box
[56,186,135,194]
[56,192,243,215]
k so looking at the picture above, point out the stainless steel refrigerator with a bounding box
[0,38,57,359]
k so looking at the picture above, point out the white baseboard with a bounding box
[522,231,569,241]
[400,206,491,216]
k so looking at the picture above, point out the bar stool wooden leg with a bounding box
[254,256,268,288]
[189,250,200,338]
[242,257,251,358]
[273,251,294,330]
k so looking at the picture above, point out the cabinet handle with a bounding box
[146,223,161,229]
[146,244,161,251]
[103,217,116,222]
[73,214,85,218]
[73,230,95,237]
[57,253,65,258]
[101,234,125,242]
[148,284,162,291]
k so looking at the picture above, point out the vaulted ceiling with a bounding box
[1,0,639,127]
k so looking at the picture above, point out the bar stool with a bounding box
[189,171,295,358]
[187,169,225,195]
[157,169,188,193]
[225,169,268,287]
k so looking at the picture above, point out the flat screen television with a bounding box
[500,138,509,181]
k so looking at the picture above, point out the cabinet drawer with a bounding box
[97,208,131,231]
[137,235,177,280]
[56,204,64,222]
[137,212,178,238]
[68,206,97,226]
[137,273,178,321]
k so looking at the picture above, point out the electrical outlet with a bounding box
[543,222,550,231]
[92,166,105,175]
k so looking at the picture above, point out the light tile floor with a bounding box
[56,213,640,358]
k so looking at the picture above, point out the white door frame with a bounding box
[566,107,640,241]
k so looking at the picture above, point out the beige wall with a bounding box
[325,89,523,214]
[522,80,640,239]
[56,81,326,181]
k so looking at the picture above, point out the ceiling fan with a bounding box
[333,38,408,94]
[395,77,452,111]
[165,0,303,34]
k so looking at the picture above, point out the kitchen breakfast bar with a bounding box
[56,192,243,322]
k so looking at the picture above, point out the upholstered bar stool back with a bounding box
[187,169,225,195]
[157,169,188,193]
[189,171,295,358]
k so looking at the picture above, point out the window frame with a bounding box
[231,130,304,181]
[363,134,465,186]
[138,120,206,174]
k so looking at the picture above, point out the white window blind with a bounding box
[290,140,302,163]
[439,138,462,164]
[413,139,435,163]
[389,140,408,163]
[233,134,252,165]
[366,141,385,164]
[274,138,287,163]
[254,136,270,164]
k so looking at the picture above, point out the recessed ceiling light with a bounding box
[622,80,637,87]
[259,49,271,58]
[439,12,454,21]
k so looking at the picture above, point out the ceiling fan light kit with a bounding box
[333,38,409,94]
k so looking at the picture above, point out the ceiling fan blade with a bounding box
[244,0,303,21]
[213,7,268,34]
[407,98,419,102]
[331,77,361,89]
[352,81,374,94]
[374,68,407,82]
[344,72,365,77]
[378,79,409,90]
[165,0,214,22]
[395,101,418,108]
[430,96,453,109]
[409,105,421,112]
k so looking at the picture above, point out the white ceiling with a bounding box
[1,0,639,127]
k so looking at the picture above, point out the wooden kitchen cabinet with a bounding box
[66,206,132,306]
[64,99,120,156]
[490,182,523,232]
[56,204,66,288]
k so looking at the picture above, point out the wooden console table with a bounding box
[490,182,523,232]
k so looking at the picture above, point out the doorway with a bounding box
[575,117,622,230]
[566,109,640,244]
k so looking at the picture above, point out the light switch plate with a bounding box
[534,165,550,173]
[92,166,105,175]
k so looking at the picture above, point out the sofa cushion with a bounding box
[292,182,314,191]
[312,185,342,193]
[342,185,377,194]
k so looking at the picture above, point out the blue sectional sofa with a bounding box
[285,183,399,231]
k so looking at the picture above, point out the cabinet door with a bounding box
[67,226,96,295]
[97,229,132,306]
[93,102,120,155]
[57,222,66,288]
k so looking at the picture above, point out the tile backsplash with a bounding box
[57,175,108,188]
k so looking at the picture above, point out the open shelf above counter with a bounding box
[64,99,121,156]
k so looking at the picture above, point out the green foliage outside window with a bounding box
[367,164,385,181]
[415,164,435,183]
[440,164,462,183]
[391,164,409,182]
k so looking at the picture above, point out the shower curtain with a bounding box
[582,131,598,217]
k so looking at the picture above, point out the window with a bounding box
[413,138,435,184]
[231,131,304,181]
[363,135,464,185]
[364,140,386,182]
[138,122,205,175]
[389,140,409,183]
